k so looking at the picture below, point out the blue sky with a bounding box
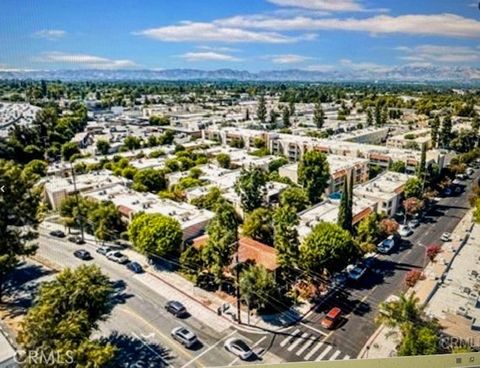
[1,0,479,71]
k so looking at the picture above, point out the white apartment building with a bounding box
[83,184,214,240]
[386,128,431,150]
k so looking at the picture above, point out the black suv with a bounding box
[165,301,187,317]
[73,249,92,260]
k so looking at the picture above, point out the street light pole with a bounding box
[71,163,85,242]
[235,240,241,324]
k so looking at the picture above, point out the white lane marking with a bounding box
[180,330,236,368]
[227,335,267,366]
[329,350,341,360]
[304,341,324,360]
[296,337,315,356]
[287,332,309,352]
[280,329,300,347]
[315,345,332,361]
[300,322,328,336]
[343,355,351,360]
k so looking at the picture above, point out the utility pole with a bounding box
[71,163,85,242]
[235,240,241,324]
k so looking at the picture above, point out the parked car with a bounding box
[408,218,420,228]
[398,225,413,237]
[126,261,143,273]
[49,230,65,238]
[106,251,129,264]
[171,327,198,348]
[363,253,377,269]
[332,272,348,288]
[321,307,342,329]
[68,235,85,244]
[347,263,367,281]
[377,235,396,254]
[224,338,254,360]
[73,249,92,260]
[440,232,451,242]
[165,301,187,317]
[96,246,111,255]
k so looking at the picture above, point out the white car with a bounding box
[377,235,396,254]
[346,264,367,281]
[224,338,254,360]
[440,232,451,242]
[171,327,198,348]
[398,225,413,237]
[106,251,129,264]
[408,219,420,228]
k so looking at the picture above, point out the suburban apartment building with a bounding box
[296,171,412,240]
[386,128,432,150]
[278,155,370,195]
[83,183,214,240]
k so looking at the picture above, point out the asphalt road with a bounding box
[34,234,278,368]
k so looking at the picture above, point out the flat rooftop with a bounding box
[44,170,127,193]
[354,171,411,201]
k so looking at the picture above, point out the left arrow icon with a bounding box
[0,186,4,192]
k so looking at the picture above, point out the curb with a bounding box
[357,324,385,359]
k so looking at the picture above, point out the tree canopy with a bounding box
[234,167,267,213]
[298,150,330,204]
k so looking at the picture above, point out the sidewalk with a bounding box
[357,210,475,359]
[40,219,309,333]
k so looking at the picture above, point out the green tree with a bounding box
[149,115,170,126]
[129,213,182,257]
[61,141,80,161]
[202,204,238,286]
[375,101,382,127]
[389,160,406,173]
[269,109,279,125]
[474,199,480,224]
[132,168,166,192]
[440,114,452,149]
[356,212,380,249]
[23,159,48,178]
[366,108,373,126]
[313,102,325,129]
[216,153,231,169]
[240,264,277,312]
[416,145,427,180]
[191,187,226,211]
[282,106,291,128]
[124,135,142,150]
[298,150,330,204]
[88,201,125,242]
[430,116,440,148]
[96,139,111,155]
[234,167,267,213]
[273,205,300,267]
[300,222,357,275]
[404,177,423,199]
[289,100,295,116]
[268,157,288,173]
[337,175,353,233]
[257,95,267,123]
[0,160,41,300]
[17,265,116,367]
[242,208,274,246]
[279,187,310,212]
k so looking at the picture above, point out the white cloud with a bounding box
[340,59,392,72]
[217,13,480,38]
[197,45,240,53]
[36,52,137,69]
[396,44,480,63]
[178,51,241,62]
[134,21,297,43]
[32,29,66,40]
[266,54,312,64]
[267,0,363,12]
[303,64,335,72]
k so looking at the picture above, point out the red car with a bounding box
[321,307,342,329]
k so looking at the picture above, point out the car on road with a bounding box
[126,261,143,273]
[224,338,254,360]
[440,232,451,242]
[408,218,420,228]
[347,263,367,281]
[68,235,85,245]
[363,253,377,269]
[49,230,65,238]
[398,225,413,237]
[377,235,396,254]
[96,246,111,255]
[165,301,187,317]
[106,251,129,264]
[332,272,348,288]
[73,249,92,260]
[443,188,452,196]
[171,327,198,348]
[321,307,342,329]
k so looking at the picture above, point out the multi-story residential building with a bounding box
[386,128,432,150]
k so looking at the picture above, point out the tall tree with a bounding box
[279,187,310,212]
[273,205,300,267]
[430,116,440,148]
[366,108,373,126]
[337,174,353,233]
[289,100,295,117]
[298,150,330,204]
[17,265,117,367]
[61,141,80,161]
[234,167,267,213]
[242,208,274,246]
[257,95,267,123]
[268,109,278,126]
[416,145,427,180]
[313,102,325,129]
[375,101,382,127]
[404,177,423,199]
[282,106,291,128]
[239,264,277,313]
[96,139,111,155]
[440,114,452,149]
[0,160,41,301]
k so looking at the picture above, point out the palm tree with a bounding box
[376,292,424,328]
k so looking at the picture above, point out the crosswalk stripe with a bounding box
[280,329,300,347]
[296,338,315,356]
[329,350,341,360]
[304,341,324,360]
[287,333,309,351]
[315,345,332,361]
[343,355,350,360]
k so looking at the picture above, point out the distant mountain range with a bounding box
[1,66,480,83]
